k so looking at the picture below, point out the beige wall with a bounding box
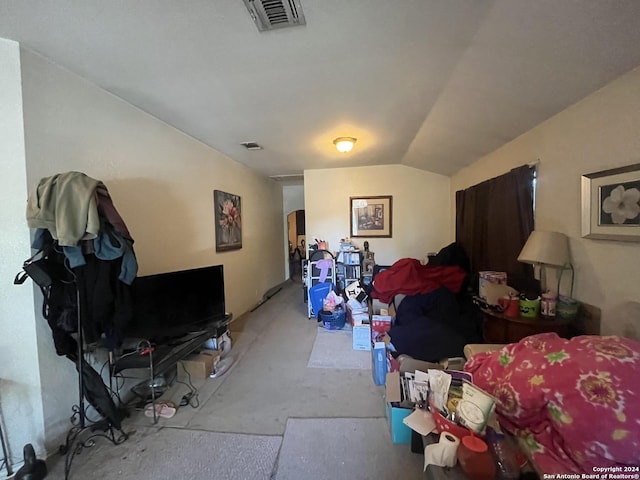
[0,38,47,468]
[452,66,640,338]
[305,165,451,265]
[1,44,285,463]
[20,47,285,318]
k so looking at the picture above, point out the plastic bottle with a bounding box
[486,428,521,480]
[457,433,496,480]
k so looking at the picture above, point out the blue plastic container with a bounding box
[318,309,346,330]
[309,282,334,316]
[372,341,387,385]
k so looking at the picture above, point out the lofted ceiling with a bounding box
[2,0,640,181]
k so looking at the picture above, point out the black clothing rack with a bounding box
[0,417,12,476]
[58,270,128,480]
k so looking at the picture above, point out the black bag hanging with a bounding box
[14,248,54,288]
[14,243,71,288]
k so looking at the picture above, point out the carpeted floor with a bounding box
[186,291,383,435]
[47,281,424,480]
[275,418,424,480]
[53,427,282,480]
[307,326,371,370]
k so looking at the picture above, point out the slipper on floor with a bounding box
[144,402,176,419]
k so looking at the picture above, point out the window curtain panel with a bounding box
[455,165,536,293]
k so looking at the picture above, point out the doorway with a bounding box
[287,209,305,282]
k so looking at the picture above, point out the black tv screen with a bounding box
[127,264,226,341]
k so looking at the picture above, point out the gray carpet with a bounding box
[49,427,281,480]
[46,282,424,479]
[307,326,371,370]
[275,418,425,480]
[187,298,384,435]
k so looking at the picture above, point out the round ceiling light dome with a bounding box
[333,137,357,153]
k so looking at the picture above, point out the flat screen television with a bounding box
[126,264,226,342]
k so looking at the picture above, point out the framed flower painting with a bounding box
[581,163,640,241]
[214,190,242,251]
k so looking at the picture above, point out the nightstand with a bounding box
[481,309,571,343]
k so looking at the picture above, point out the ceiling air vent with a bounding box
[241,141,263,150]
[269,174,304,184]
[243,0,306,32]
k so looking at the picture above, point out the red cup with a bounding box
[498,296,520,318]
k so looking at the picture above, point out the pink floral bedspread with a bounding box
[465,333,640,473]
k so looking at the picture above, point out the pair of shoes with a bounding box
[144,402,176,419]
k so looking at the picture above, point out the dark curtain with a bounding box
[455,165,536,294]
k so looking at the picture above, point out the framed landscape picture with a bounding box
[581,163,640,241]
[350,196,392,238]
[214,190,242,251]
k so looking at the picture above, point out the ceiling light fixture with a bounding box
[333,137,357,153]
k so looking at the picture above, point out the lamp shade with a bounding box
[517,230,570,267]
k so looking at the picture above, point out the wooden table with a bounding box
[481,308,571,343]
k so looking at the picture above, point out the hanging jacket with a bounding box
[26,171,102,246]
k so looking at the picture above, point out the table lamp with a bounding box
[517,230,573,295]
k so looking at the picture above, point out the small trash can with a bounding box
[318,309,346,330]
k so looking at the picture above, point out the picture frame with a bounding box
[581,163,640,242]
[350,196,392,238]
[214,190,242,251]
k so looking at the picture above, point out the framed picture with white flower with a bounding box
[581,163,640,241]
[214,190,242,251]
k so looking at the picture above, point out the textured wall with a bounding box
[0,38,46,469]
[2,44,285,461]
[305,164,451,266]
[452,66,640,338]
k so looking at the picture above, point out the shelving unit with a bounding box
[361,251,375,287]
[336,250,361,292]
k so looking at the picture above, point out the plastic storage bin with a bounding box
[318,309,346,330]
[309,282,334,317]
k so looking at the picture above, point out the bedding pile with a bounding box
[385,287,482,362]
[370,257,467,304]
[371,244,482,362]
[465,333,640,473]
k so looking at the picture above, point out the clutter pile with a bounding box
[384,363,530,479]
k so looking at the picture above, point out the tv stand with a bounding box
[111,313,232,422]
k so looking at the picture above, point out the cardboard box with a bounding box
[385,371,413,444]
[371,314,392,340]
[369,298,391,317]
[178,350,220,378]
[478,271,507,302]
[352,324,371,351]
[346,297,368,326]
[368,299,395,341]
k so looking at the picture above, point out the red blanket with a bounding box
[465,333,640,473]
[371,258,467,303]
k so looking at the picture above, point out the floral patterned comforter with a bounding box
[464,333,640,473]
